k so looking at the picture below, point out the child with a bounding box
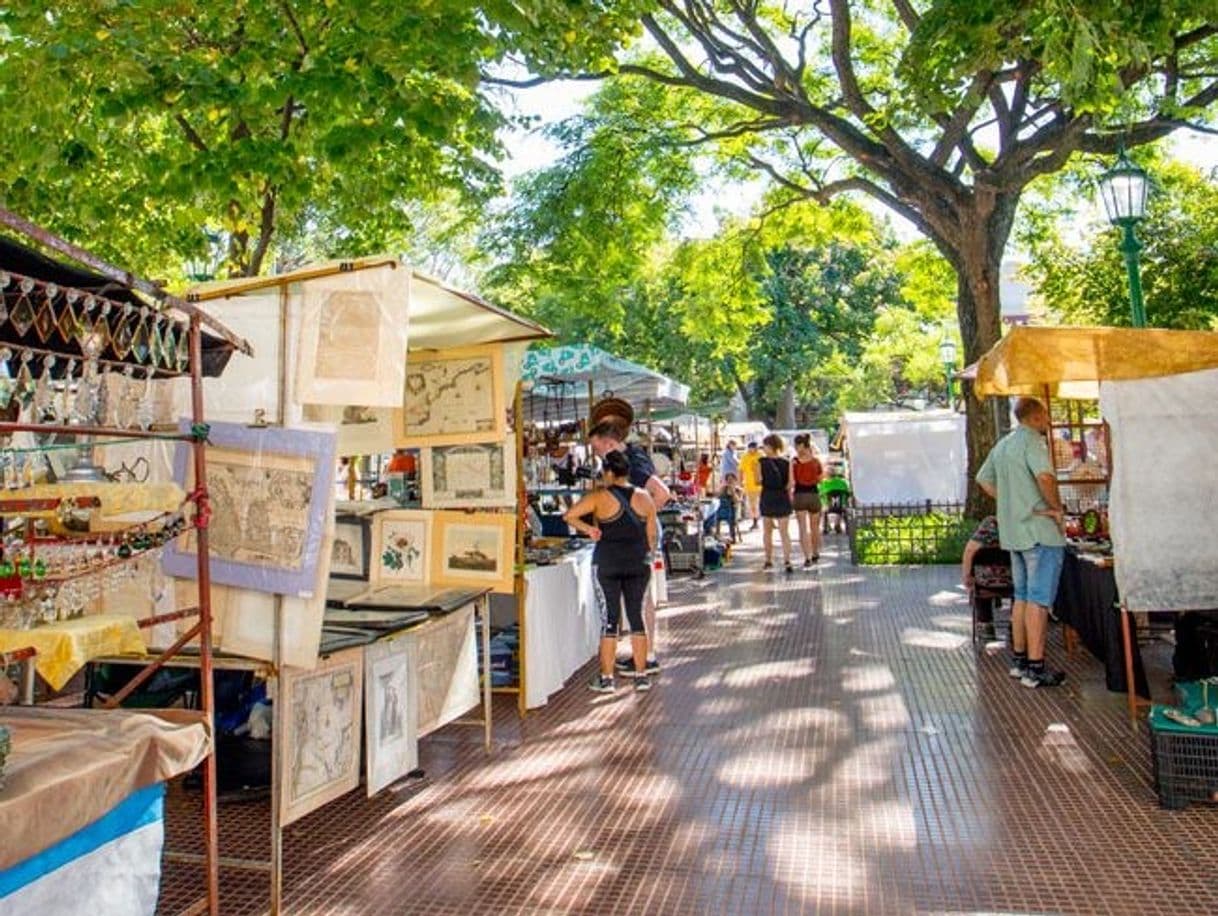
[714,473,742,542]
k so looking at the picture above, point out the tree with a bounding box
[573,2,1218,510]
[0,2,646,278]
[1022,159,1218,329]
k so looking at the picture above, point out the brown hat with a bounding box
[589,396,634,430]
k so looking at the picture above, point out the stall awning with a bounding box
[974,325,1218,398]
[522,344,690,411]
[188,257,551,351]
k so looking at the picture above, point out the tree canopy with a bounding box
[0,1,646,278]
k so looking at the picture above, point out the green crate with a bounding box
[1149,705,1218,810]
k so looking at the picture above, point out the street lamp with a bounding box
[1097,151,1150,327]
[938,335,957,407]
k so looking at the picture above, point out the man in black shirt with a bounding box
[589,420,672,676]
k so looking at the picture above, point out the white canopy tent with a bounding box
[521,344,690,414]
[843,410,967,504]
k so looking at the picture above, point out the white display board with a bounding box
[1101,368,1218,612]
[844,410,967,505]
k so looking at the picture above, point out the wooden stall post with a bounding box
[514,380,528,718]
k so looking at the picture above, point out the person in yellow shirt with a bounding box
[738,441,763,531]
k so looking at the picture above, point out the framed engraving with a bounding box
[420,440,516,509]
[331,515,371,580]
[369,509,432,586]
[280,647,364,826]
[364,637,418,796]
[431,510,516,594]
[394,345,505,446]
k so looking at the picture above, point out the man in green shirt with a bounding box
[976,397,1067,688]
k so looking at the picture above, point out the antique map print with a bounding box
[408,605,479,738]
[398,346,504,445]
[421,441,515,508]
[281,648,364,825]
[315,291,380,381]
[188,446,314,572]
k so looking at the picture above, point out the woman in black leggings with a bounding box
[564,450,658,694]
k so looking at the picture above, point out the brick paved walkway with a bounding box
[160,532,1216,914]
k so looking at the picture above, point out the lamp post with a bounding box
[1097,151,1150,328]
[938,335,957,407]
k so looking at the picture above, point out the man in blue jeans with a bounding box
[977,397,1067,688]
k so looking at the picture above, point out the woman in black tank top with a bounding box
[564,450,659,693]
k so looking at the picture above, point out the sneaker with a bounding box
[1009,661,1027,678]
[803,557,814,568]
[588,675,615,693]
[644,657,660,675]
[1020,669,1066,688]
[614,657,634,674]
[784,563,794,574]
[634,677,651,693]
[763,561,773,570]
[977,623,997,642]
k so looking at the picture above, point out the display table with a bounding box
[0,707,210,912]
[523,545,599,709]
[1054,549,1148,697]
[0,615,147,691]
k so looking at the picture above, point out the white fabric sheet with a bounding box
[523,546,600,709]
[845,410,967,504]
[1101,368,1218,611]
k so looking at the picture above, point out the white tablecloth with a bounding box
[524,546,600,709]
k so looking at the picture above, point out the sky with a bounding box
[499,79,1218,246]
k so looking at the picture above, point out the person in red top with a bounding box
[791,434,824,565]
[695,453,712,494]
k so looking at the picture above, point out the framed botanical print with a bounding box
[331,515,371,580]
[369,509,432,586]
[364,637,418,796]
[420,440,516,509]
[394,344,505,446]
[279,646,364,826]
[163,420,337,596]
[431,510,516,594]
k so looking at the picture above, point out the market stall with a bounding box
[974,325,1218,723]
[0,211,248,915]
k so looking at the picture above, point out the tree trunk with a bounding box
[777,381,796,429]
[955,240,1005,519]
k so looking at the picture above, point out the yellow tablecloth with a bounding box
[0,614,147,690]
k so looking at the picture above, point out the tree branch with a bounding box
[891,0,919,32]
[278,1,309,57]
[173,112,210,153]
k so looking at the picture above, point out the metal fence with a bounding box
[848,500,975,566]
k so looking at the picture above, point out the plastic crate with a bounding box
[1148,706,1218,809]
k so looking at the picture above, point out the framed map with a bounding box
[431,511,516,594]
[364,638,418,796]
[420,441,516,509]
[395,345,505,446]
[164,421,337,596]
[280,647,364,826]
[369,510,432,585]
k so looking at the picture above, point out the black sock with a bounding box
[1027,658,1045,675]
[1013,651,1028,668]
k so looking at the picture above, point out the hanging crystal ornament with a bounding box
[33,354,56,421]
[130,308,152,364]
[161,321,177,372]
[33,284,57,343]
[57,289,81,343]
[112,304,136,360]
[59,358,77,421]
[117,364,138,428]
[136,365,156,430]
[174,323,190,373]
[90,299,113,353]
[73,333,104,424]
[10,278,37,337]
[15,350,34,406]
[0,348,13,411]
[0,274,9,326]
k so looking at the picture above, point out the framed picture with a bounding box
[332,515,371,580]
[369,510,432,585]
[394,344,505,446]
[420,440,516,509]
[364,637,418,796]
[431,511,516,594]
[280,647,364,826]
[295,266,410,407]
[163,421,337,596]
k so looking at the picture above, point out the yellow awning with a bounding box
[974,326,1218,398]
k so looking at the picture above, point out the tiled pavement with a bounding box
[159,533,1217,915]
